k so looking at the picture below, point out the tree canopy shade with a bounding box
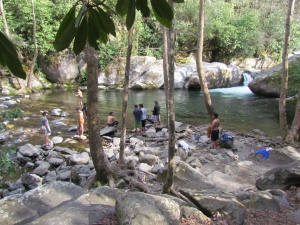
[54,0,177,55]
[0,31,26,79]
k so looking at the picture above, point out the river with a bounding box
[15,85,295,140]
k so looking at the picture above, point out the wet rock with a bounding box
[50,108,62,116]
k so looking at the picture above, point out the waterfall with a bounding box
[242,73,253,86]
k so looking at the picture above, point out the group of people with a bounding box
[132,101,160,134]
[40,87,220,148]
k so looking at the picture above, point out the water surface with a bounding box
[16,87,295,139]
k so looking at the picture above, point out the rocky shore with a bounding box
[1,95,300,224]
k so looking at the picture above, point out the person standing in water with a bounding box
[41,111,51,146]
[75,88,83,108]
[210,112,220,149]
[76,107,84,137]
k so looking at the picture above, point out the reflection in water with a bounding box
[17,87,295,139]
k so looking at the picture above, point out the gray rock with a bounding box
[58,170,71,180]
[69,152,90,165]
[116,192,180,225]
[51,136,63,144]
[50,108,62,116]
[48,158,64,166]
[139,154,158,166]
[173,161,215,190]
[53,146,77,155]
[21,173,43,190]
[33,162,51,176]
[0,182,85,225]
[180,189,246,225]
[100,126,115,136]
[44,171,57,183]
[19,143,40,157]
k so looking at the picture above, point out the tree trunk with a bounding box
[86,44,115,185]
[163,0,176,194]
[0,0,9,36]
[196,0,215,121]
[119,27,133,165]
[27,0,38,89]
[279,0,295,139]
[286,88,300,141]
[162,26,169,126]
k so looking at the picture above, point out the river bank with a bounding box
[1,116,300,224]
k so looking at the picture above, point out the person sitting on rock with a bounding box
[107,112,119,127]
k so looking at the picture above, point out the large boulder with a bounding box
[38,51,79,84]
[248,54,300,97]
[98,57,242,90]
[116,192,180,225]
[98,56,156,88]
[180,188,246,225]
[255,161,300,191]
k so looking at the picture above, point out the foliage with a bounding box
[0,145,16,178]
[53,0,176,56]
[4,0,76,56]
[264,58,300,96]
[1,108,24,119]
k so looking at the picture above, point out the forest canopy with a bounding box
[0,0,299,70]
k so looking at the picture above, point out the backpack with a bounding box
[220,132,234,149]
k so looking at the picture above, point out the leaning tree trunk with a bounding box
[163,0,176,195]
[162,26,169,126]
[119,27,133,165]
[27,0,38,89]
[279,0,295,139]
[86,44,115,186]
[196,0,215,121]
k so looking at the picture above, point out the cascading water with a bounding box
[209,72,254,96]
[242,72,253,86]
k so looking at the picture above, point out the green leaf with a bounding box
[172,0,184,3]
[92,0,102,4]
[136,0,150,17]
[53,5,78,52]
[116,0,129,16]
[152,8,172,28]
[87,16,100,50]
[0,31,26,79]
[73,16,88,55]
[150,0,173,20]
[75,5,85,28]
[126,0,136,30]
[89,8,109,44]
[0,31,18,58]
[6,55,26,80]
[97,7,116,37]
